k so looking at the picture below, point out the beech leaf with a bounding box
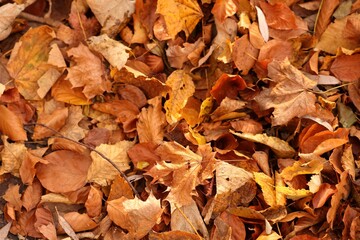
[0,3,25,41]
[0,105,27,141]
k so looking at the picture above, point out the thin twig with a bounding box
[19,12,62,27]
[25,123,140,199]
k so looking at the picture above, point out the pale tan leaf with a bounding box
[87,141,134,186]
[0,3,25,41]
[231,131,296,158]
[253,172,276,207]
[0,136,27,176]
[164,70,195,124]
[171,200,208,239]
[59,105,87,141]
[107,193,163,239]
[137,97,166,144]
[0,221,12,240]
[87,0,135,35]
[88,34,130,70]
[156,0,203,38]
[255,6,269,42]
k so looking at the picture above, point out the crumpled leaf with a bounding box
[88,34,130,70]
[210,74,247,103]
[0,105,27,141]
[0,3,25,41]
[107,193,163,239]
[87,141,134,186]
[86,0,135,35]
[231,131,296,158]
[275,186,312,200]
[166,38,205,68]
[156,0,203,39]
[36,150,92,193]
[67,43,110,99]
[280,156,327,181]
[254,59,317,126]
[164,70,195,124]
[6,26,56,100]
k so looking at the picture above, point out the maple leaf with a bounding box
[164,70,195,124]
[66,43,110,99]
[147,141,203,208]
[254,59,317,126]
[156,0,203,39]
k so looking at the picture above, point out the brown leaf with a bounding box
[254,59,317,126]
[259,1,297,30]
[67,43,110,99]
[312,183,336,208]
[349,79,360,112]
[232,34,259,75]
[34,207,57,240]
[108,175,134,201]
[33,108,68,140]
[330,54,360,82]
[230,119,263,134]
[137,97,166,144]
[314,0,340,39]
[62,212,97,232]
[85,185,103,218]
[22,179,42,212]
[37,150,92,193]
[341,144,356,179]
[149,230,202,239]
[0,105,27,141]
[107,193,163,239]
[166,38,205,68]
[3,184,22,212]
[212,0,238,23]
[0,137,27,176]
[117,84,147,109]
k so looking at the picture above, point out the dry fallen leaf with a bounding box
[0,3,25,41]
[107,193,163,239]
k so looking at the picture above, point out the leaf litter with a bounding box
[0,0,360,239]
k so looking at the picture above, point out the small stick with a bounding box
[25,123,140,199]
[19,12,62,27]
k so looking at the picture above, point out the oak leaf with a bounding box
[107,193,163,239]
[254,59,317,126]
[156,0,203,39]
[87,141,134,186]
[66,43,110,99]
[164,70,195,124]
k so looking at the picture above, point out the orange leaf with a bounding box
[259,1,297,30]
[210,74,247,103]
[212,0,238,23]
[85,185,103,218]
[232,34,259,75]
[32,108,68,140]
[36,150,92,193]
[3,184,22,212]
[63,212,97,232]
[0,105,27,141]
[314,0,340,39]
[330,54,360,82]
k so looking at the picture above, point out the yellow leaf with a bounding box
[256,230,282,240]
[107,193,163,239]
[231,131,296,158]
[6,26,56,100]
[199,96,214,119]
[280,156,326,181]
[253,172,276,207]
[164,70,195,124]
[275,172,286,206]
[87,141,134,186]
[156,0,203,39]
[275,186,312,200]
